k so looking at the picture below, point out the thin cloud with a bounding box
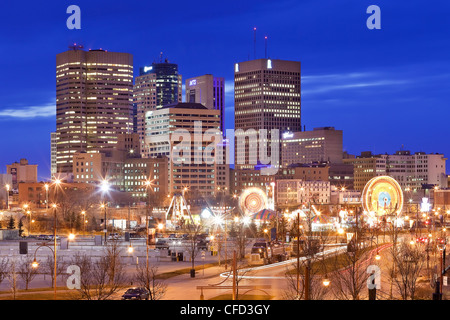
[0,103,55,119]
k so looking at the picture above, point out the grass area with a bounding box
[0,288,83,300]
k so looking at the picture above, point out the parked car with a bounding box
[37,234,51,241]
[121,287,149,300]
[251,241,269,258]
[416,236,429,243]
[155,239,169,249]
[108,233,121,240]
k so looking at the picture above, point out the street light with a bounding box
[101,203,107,243]
[5,184,10,210]
[437,242,446,298]
[144,179,153,289]
[31,243,56,299]
[44,183,49,210]
[81,211,86,234]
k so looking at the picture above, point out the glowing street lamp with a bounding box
[5,184,10,210]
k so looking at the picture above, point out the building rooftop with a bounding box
[161,102,208,110]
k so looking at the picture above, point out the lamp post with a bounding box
[5,184,10,210]
[101,203,107,243]
[100,180,110,244]
[23,204,30,236]
[44,183,49,210]
[51,203,57,299]
[437,242,446,299]
[31,243,56,299]
[81,210,86,234]
[144,179,152,289]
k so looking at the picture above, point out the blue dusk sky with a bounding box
[0,0,449,180]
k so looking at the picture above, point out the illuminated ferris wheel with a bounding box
[362,176,404,216]
[239,187,268,216]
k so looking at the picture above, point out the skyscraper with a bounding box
[145,102,221,196]
[185,74,225,135]
[233,58,301,193]
[133,59,182,157]
[56,48,134,174]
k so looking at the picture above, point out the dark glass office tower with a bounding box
[134,59,182,156]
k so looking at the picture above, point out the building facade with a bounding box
[233,58,301,194]
[276,179,331,207]
[6,159,38,191]
[281,127,343,166]
[56,48,134,174]
[133,60,182,157]
[185,74,225,136]
[345,150,447,191]
[145,102,221,196]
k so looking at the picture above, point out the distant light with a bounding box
[201,209,212,219]
[282,132,293,139]
[100,180,110,193]
[68,233,75,240]
[144,66,153,73]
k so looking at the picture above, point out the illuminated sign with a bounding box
[421,198,431,212]
[267,59,272,69]
[235,63,239,72]
[143,66,153,73]
[282,132,293,139]
[189,79,197,86]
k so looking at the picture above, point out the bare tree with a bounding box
[133,263,167,300]
[389,240,425,300]
[331,248,372,300]
[7,259,18,300]
[182,221,205,276]
[70,243,128,300]
[330,210,373,300]
[0,257,9,287]
[43,254,67,288]
[18,256,38,290]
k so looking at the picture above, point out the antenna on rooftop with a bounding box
[253,27,257,59]
[264,36,268,59]
[68,43,84,50]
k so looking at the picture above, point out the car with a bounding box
[108,233,121,240]
[37,234,51,241]
[155,239,169,249]
[416,236,429,243]
[197,240,208,250]
[121,287,149,300]
[251,241,269,258]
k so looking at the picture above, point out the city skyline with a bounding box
[1,1,450,179]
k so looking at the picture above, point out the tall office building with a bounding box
[56,48,134,174]
[185,74,225,135]
[133,60,182,157]
[281,127,343,166]
[233,58,301,193]
[50,131,58,177]
[145,102,221,196]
